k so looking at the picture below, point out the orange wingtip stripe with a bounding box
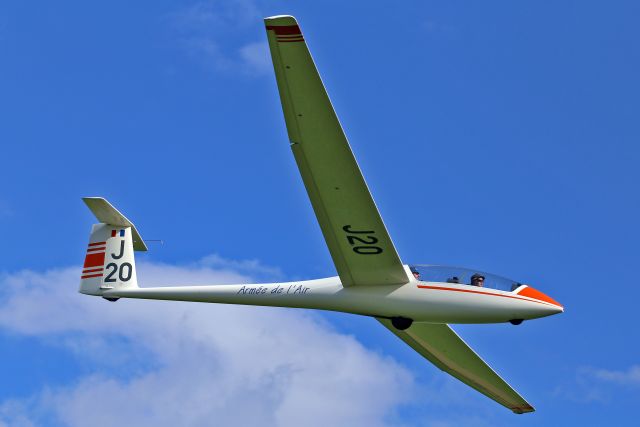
[517,286,562,308]
[81,273,103,279]
[278,39,304,43]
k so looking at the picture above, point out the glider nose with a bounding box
[517,286,563,314]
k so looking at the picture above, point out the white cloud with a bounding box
[170,0,271,75]
[585,365,640,387]
[0,258,413,427]
[199,253,282,280]
[239,41,272,75]
[0,399,36,427]
[176,0,260,30]
[553,365,640,404]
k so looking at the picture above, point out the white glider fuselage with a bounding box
[102,265,562,324]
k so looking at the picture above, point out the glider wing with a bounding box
[377,319,535,414]
[264,15,408,287]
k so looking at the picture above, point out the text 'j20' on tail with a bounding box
[80,197,146,297]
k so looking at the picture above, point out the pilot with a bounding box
[446,276,460,284]
[410,267,421,281]
[470,273,485,287]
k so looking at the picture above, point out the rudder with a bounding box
[80,198,144,297]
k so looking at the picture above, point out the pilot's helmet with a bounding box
[410,266,419,274]
[470,273,485,282]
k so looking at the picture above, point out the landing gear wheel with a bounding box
[391,317,413,330]
[509,319,523,325]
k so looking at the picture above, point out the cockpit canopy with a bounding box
[409,265,524,292]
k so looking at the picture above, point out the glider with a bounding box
[79,15,562,414]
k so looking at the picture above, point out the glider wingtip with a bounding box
[512,405,535,414]
[264,15,298,26]
[82,196,105,202]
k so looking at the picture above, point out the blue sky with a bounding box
[1,1,639,426]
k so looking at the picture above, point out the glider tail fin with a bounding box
[80,198,146,297]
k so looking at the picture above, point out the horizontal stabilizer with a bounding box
[82,197,148,251]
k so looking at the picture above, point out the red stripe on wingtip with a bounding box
[89,241,106,246]
[278,38,304,43]
[266,25,301,36]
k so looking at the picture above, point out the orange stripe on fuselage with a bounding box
[416,284,561,308]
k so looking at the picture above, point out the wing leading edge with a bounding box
[264,15,408,287]
[377,319,535,413]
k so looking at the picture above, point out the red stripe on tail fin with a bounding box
[83,252,105,268]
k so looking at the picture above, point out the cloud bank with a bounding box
[0,258,413,427]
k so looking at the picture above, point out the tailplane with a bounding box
[80,198,145,297]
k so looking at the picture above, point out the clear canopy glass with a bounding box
[409,265,523,292]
